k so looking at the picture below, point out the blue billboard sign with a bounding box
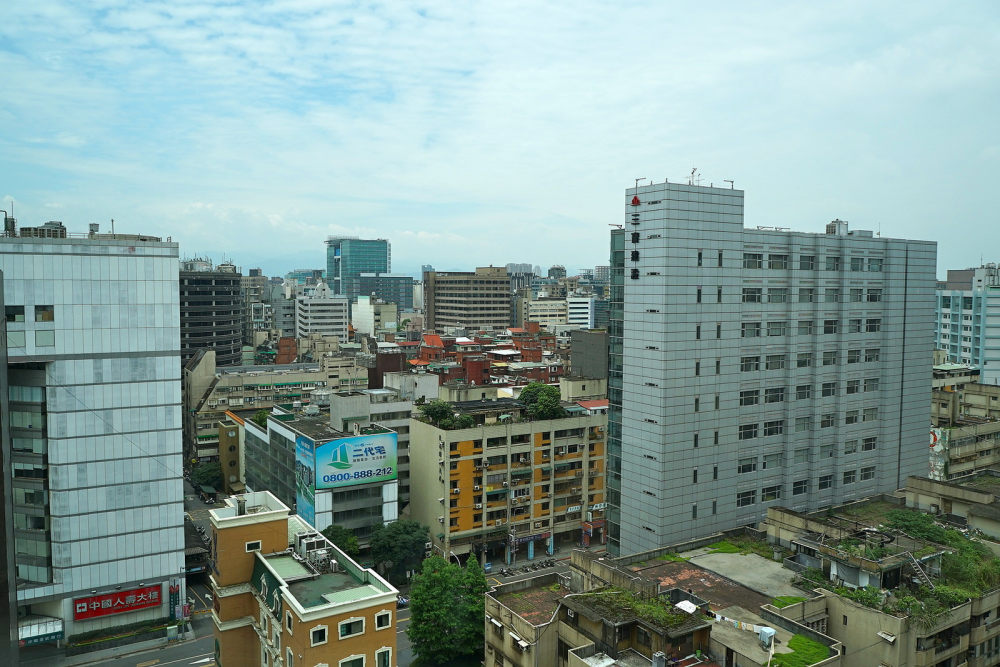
[295,436,316,526]
[315,432,398,490]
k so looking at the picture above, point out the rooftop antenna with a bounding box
[724,179,734,189]
[634,177,647,192]
[688,168,702,186]
[111,218,115,235]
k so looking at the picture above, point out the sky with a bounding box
[1,1,998,279]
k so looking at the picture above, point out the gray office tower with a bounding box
[607,181,936,556]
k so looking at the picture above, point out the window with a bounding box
[865,318,882,333]
[716,359,721,375]
[718,250,724,267]
[769,254,789,269]
[850,257,865,272]
[717,286,723,303]
[798,288,816,303]
[867,289,883,303]
[695,361,700,376]
[286,648,294,667]
[286,611,293,632]
[861,466,876,481]
[769,288,788,303]
[696,325,701,339]
[863,407,879,422]
[822,382,838,397]
[824,319,840,334]
[843,470,856,485]
[376,648,392,667]
[714,431,719,445]
[767,321,788,336]
[696,287,702,303]
[797,353,813,368]
[762,485,781,501]
[825,289,841,303]
[764,388,785,404]
[865,348,880,362]
[742,288,762,303]
[713,465,718,479]
[850,288,864,302]
[798,320,815,335]
[822,351,838,366]
[714,394,720,410]
[691,505,697,519]
[819,474,833,490]
[34,305,54,322]
[825,256,842,271]
[246,540,262,552]
[820,413,835,428]
[763,420,784,436]
[864,378,880,392]
[793,448,809,464]
[697,250,703,267]
[796,384,812,400]
[845,410,859,425]
[741,322,761,338]
[376,611,391,630]
[844,439,858,454]
[737,491,756,507]
[868,258,883,272]
[763,453,783,469]
[739,424,758,441]
[795,417,813,432]
[693,469,698,483]
[743,253,763,269]
[693,433,699,448]
[740,390,760,406]
[35,331,55,347]
[311,624,330,645]
[341,658,365,667]
[799,255,816,270]
[862,437,877,451]
[5,306,24,322]
[694,398,700,412]
[847,349,861,364]
[766,354,786,370]
[338,618,363,640]
[848,318,862,333]
[792,480,809,496]
[7,331,25,347]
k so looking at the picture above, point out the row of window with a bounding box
[742,253,884,272]
[737,410,879,439]
[741,349,881,371]
[6,331,54,348]
[738,440,879,474]
[740,318,882,337]
[735,468,877,506]
[5,305,54,323]
[741,287,882,304]
[738,378,880,404]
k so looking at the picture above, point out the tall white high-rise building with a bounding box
[935,264,1000,384]
[607,181,936,555]
[295,281,348,340]
[1,223,185,656]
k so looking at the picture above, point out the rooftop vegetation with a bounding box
[769,634,830,667]
[583,588,690,631]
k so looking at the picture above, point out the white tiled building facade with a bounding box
[1,233,185,643]
[607,181,937,555]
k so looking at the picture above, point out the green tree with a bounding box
[191,462,222,490]
[321,524,360,557]
[419,400,454,426]
[408,556,487,665]
[518,382,567,420]
[370,520,429,585]
[252,409,270,429]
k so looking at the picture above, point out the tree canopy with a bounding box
[419,400,475,430]
[252,409,269,429]
[408,556,488,665]
[191,462,222,490]
[518,382,568,420]
[321,524,360,557]
[369,520,429,585]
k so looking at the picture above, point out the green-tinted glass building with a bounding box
[325,237,391,308]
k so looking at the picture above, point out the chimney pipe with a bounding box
[236,497,247,516]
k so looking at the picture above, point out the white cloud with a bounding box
[1,1,998,276]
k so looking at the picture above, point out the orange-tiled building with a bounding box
[409,400,607,565]
[210,491,398,667]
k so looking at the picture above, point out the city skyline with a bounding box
[2,2,999,277]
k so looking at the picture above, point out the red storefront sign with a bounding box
[73,585,162,620]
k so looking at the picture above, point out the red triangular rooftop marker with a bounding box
[630,195,640,206]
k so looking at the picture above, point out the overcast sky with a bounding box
[2,1,997,278]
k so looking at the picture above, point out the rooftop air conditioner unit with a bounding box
[438,497,445,503]
[502,481,508,487]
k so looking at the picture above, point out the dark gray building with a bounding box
[608,180,937,556]
[180,260,244,367]
[570,329,609,379]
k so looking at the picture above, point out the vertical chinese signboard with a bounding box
[73,585,163,621]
